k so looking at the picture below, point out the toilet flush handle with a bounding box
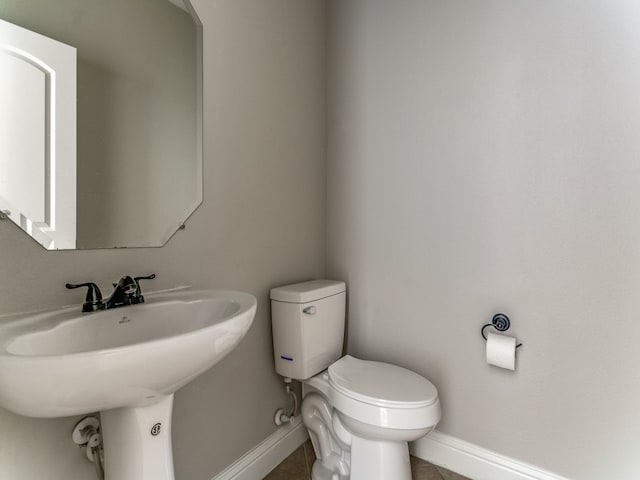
[303,306,317,315]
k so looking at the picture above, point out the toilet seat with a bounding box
[304,356,441,431]
[328,355,438,409]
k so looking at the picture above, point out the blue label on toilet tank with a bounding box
[280,355,294,362]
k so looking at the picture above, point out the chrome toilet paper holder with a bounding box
[481,313,523,348]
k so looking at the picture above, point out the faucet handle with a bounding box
[134,274,156,283]
[66,282,105,312]
[132,274,156,303]
[116,275,138,294]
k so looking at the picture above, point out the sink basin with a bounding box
[0,288,257,480]
[0,288,257,418]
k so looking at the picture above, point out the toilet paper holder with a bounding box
[481,313,522,348]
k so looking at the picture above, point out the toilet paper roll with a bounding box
[486,332,516,370]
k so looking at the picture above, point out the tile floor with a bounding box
[263,439,472,480]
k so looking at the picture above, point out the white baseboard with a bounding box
[211,421,570,480]
[411,430,572,480]
[211,417,308,480]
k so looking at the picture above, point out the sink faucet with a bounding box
[66,274,156,312]
[105,275,138,309]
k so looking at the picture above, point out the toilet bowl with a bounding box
[270,280,441,480]
[302,355,440,480]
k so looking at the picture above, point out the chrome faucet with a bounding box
[66,274,156,312]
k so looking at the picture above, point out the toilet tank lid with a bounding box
[270,280,346,303]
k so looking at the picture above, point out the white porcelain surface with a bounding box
[273,280,441,480]
[0,288,257,417]
[302,386,438,480]
[271,289,346,380]
[101,394,175,480]
[306,364,441,431]
[270,279,345,303]
[328,355,439,407]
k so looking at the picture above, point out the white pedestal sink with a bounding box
[0,288,257,480]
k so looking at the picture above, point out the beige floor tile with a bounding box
[412,464,445,480]
[263,445,309,480]
[411,454,431,469]
[302,439,315,475]
[437,465,472,480]
[264,443,473,480]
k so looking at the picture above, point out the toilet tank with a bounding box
[270,280,346,380]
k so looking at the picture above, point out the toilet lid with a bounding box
[328,355,438,408]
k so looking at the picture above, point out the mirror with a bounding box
[0,0,202,249]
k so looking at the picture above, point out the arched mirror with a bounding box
[0,0,202,249]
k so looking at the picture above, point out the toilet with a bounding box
[270,280,441,480]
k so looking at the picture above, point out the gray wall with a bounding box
[0,0,326,478]
[327,1,640,479]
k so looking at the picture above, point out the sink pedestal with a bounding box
[101,394,175,480]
